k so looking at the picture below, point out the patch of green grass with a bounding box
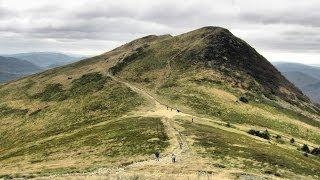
[158,85,320,144]
[110,49,147,75]
[253,100,320,128]
[0,117,169,173]
[69,72,108,96]
[0,174,35,179]
[33,83,67,101]
[32,72,110,102]
[0,78,145,154]
[180,121,320,177]
[0,104,28,116]
[0,88,10,100]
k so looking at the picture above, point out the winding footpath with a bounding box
[38,74,271,179]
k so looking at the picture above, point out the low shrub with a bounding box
[239,96,249,103]
[290,138,295,143]
[311,147,320,156]
[248,129,270,140]
[301,144,310,153]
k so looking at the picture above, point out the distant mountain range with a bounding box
[0,52,86,83]
[6,52,86,68]
[0,56,42,83]
[274,62,320,103]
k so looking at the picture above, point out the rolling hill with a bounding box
[274,63,320,103]
[0,56,42,83]
[0,72,20,83]
[0,27,320,179]
[275,63,320,79]
[281,71,319,87]
[303,82,320,103]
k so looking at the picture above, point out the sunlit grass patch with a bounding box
[180,121,320,177]
[0,116,168,175]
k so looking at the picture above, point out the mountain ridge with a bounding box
[5,52,85,69]
[274,62,320,103]
[0,26,319,179]
[0,56,42,83]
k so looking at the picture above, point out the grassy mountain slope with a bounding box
[0,27,320,179]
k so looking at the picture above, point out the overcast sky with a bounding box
[0,0,320,64]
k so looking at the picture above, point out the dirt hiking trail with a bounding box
[37,74,275,180]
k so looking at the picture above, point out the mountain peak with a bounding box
[1,27,320,178]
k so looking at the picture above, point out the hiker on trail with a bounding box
[155,150,160,161]
[192,118,194,123]
[171,153,176,163]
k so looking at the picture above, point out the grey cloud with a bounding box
[240,8,320,27]
[0,6,14,19]
[250,28,320,53]
[0,0,320,63]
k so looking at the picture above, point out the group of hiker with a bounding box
[166,106,181,113]
[155,150,177,163]
[157,106,195,164]
[165,106,194,123]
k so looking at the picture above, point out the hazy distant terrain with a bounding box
[0,53,86,83]
[7,52,86,69]
[274,62,320,103]
[0,56,41,83]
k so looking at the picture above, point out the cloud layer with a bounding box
[0,0,319,63]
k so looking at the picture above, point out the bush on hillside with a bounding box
[248,129,270,140]
[311,147,320,156]
[301,144,310,153]
[239,96,249,103]
[290,138,295,143]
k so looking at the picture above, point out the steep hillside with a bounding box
[0,27,320,179]
[0,56,42,83]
